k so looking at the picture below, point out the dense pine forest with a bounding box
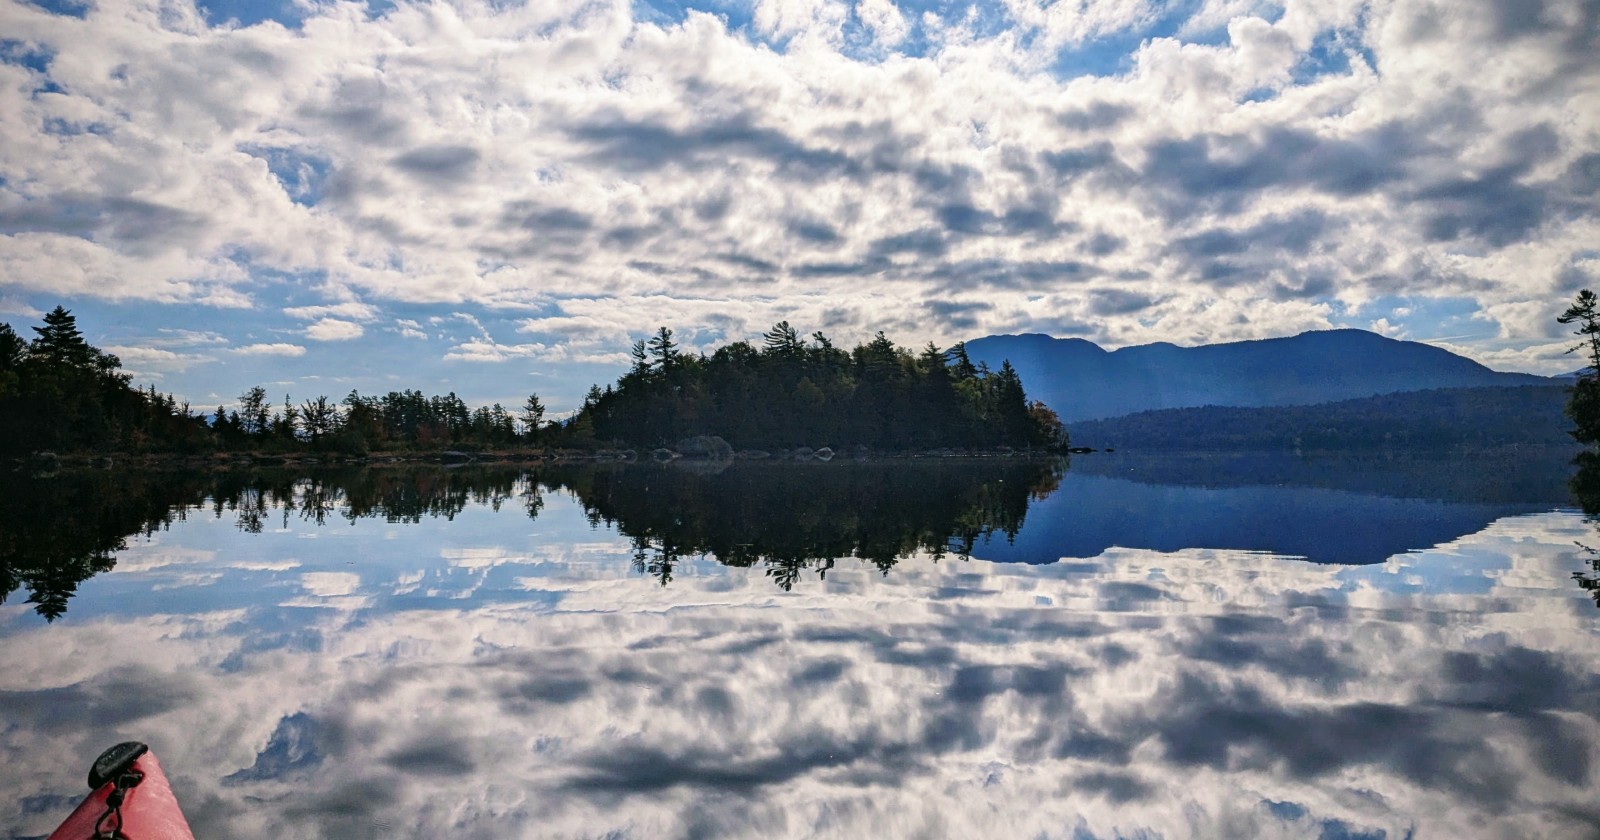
[0,308,1066,461]
[569,323,1067,451]
[0,307,217,457]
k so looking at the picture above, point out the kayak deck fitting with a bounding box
[48,742,196,840]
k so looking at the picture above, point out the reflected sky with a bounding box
[2,464,1598,839]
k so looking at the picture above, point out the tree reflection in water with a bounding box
[0,460,1064,618]
[1569,451,1600,606]
[546,460,1062,590]
[0,471,209,621]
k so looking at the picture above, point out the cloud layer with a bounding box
[1,0,1598,402]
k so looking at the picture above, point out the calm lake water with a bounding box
[3,453,1599,839]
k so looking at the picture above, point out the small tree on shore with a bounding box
[1560,290,1600,374]
[299,396,338,446]
[1560,289,1600,445]
[238,387,270,437]
[521,394,545,444]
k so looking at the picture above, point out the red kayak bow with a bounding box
[48,742,196,840]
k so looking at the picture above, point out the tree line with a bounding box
[207,386,546,454]
[1,308,1065,459]
[0,307,551,457]
[0,307,216,457]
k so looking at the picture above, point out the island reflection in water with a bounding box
[1,456,1597,839]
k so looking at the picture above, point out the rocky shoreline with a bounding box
[12,436,1076,475]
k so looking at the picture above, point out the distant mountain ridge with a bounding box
[964,329,1551,424]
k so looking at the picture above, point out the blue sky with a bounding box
[1,0,1597,412]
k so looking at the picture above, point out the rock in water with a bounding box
[675,436,734,460]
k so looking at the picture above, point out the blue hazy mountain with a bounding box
[964,329,1552,423]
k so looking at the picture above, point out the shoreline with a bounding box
[10,445,1071,474]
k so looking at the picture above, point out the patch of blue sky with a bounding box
[0,40,53,75]
[1290,25,1374,86]
[1042,0,1301,83]
[637,0,1025,59]
[41,117,109,136]
[239,145,332,208]
[909,0,1025,44]
[634,0,756,31]
[197,0,311,28]
[1,41,68,98]
[1263,800,1308,821]
[360,0,400,21]
[1049,33,1143,79]
[1331,295,1493,342]
[635,0,771,47]
[15,0,88,19]
[1046,0,1241,81]
[839,0,1047,61]
[1313,817,1398,840]
[635,0,1290,71]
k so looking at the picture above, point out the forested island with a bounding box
[571,323,1065,451]
[0,308,1067,465]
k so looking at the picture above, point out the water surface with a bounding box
[1,456,1597,839]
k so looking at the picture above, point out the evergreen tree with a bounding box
[763,321,802,356]
[1560,289,1600,374]
[0,323,23,371]
[647,326,680,373]
[991,360,1032,445]
[629,340,650,376]
[274,395,299,441]
[0,324,23,397]
[521,394,545,443]
[947,342,978,380]
[1561,290,1600,446]
[30,306,95,369]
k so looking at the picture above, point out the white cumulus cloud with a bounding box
[304,318,364,341]
[233,342,306,357]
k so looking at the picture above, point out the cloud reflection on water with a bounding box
[0,470,1598,838]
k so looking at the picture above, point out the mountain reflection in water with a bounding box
[0,456,1597,839]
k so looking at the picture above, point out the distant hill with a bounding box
[964,329,1552,423]
[1067,385,1575,452]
